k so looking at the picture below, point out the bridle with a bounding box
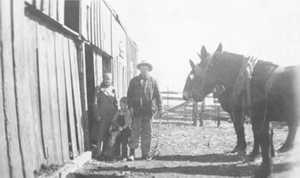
[192,53,220,97]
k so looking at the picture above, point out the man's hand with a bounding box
[129,108,134,116]
[157,110,163,118]
[118,126,123,132]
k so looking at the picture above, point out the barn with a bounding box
[0,0,138,177]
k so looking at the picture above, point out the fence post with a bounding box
[192,101,198,126]
[199,101,205,126]
[216,103,221,127]
[213,98,221,127]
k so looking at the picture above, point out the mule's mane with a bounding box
[217,51,244,63]
[209,51,245,87]
[214,51,278,95]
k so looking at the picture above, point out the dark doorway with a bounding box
[84,45,95,144]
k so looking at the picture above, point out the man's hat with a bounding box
[137,60,153,71]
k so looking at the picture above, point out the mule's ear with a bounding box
[189,59,196,69]
[197,52,202,60]
[216,43,223,53]
[200,46,209,59]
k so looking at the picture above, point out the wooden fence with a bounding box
[161,91,230,126]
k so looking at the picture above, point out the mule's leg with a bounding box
[255,121,273,178]
[231,111,247,153]
[251,100,272,178]
[270,127,275,157]
[278,123,298,152]
[248,118,260,161]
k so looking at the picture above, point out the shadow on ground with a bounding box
[75,154,296,178]
[84,162,293,177]
[155,153,242,163]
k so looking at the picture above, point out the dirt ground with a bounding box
[74,118,300,178]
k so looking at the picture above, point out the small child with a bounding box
[111,97,132,160]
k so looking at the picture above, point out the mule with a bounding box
[212,85,274,160]
[183,43,300,177]
[212,85,247,154]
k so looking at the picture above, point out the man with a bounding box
[127,60,163,160]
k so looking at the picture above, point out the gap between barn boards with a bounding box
[36,151,91,178]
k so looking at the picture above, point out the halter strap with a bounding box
[196,54,217,95]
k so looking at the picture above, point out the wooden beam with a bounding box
[25,2,83,44]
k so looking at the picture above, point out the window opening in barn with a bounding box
[102,56,112,74]
[64,0,80,32]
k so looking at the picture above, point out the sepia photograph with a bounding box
[1,0,300,177]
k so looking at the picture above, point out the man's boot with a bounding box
[128,148,135,161]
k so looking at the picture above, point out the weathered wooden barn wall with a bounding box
[80,0,136,99]
[1,0,138,177]
[112,17,128,98]
[126,38,138,86]
[80,0,111,84]
[24,3,85,165]
[1,1,86,178]
[1,1,34,178]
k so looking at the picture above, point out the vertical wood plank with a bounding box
[86,3,90,41]
[1,0,24,177]
[36,0,42,11]
[47,30,63,164]
[77,43,89,150]
[37,24,55,163]
[42,0,49,15]
[20,15,47,178]
[93,52,97,86]
[101,1,112,55]
[0,1,11,177]
[93,0,97,46]
[69,41,84,153]
[99,0,103,48]
[56,0,59,21]
[55,34,70,162]
[98,0,102,48]
[98,54,103,86]
[63,38,78,159]
[91,0,95,44]
[24,15,46,169]
[80,0,86,38]
[95,0,99,47]
[68,40,80,153]
[58,0,64,24]
[48,0,52,18]
[0,48,10,178]
[51,0,57,20]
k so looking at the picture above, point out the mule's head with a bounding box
[183,43,223,101]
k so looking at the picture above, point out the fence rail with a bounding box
[161,91,230,126]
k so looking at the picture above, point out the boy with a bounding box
[111,97,132,160]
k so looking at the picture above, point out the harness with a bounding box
[265,66,284,93]
[201,54,258,111]
[231,56,258,110]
